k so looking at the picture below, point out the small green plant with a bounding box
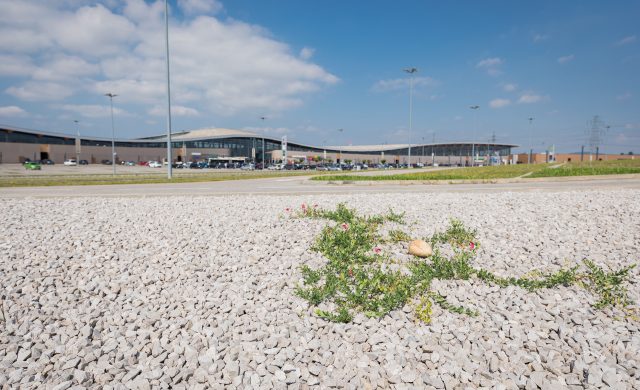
[388,229,411,242]
[294,204,637,323]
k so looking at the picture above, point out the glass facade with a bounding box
[0,128,513,160]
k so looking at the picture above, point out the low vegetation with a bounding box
[311,158,640,182]
[295,203,637,323]
[0,170,326,187]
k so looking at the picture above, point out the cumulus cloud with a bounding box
[615,35,636,46]
[532,33,550,43]
[489,98,510,108]
[617,92,632,101]
[300,47,315,60]
[0,0,338,117]
[60,104,130,118]
[149,105,200,117]
[476,57,503,76]
[518,93,544,104]
[503,83,517,92]
[0,105,28,117]
[371,76,437,92]
[177,0,223,15]
[557,54,574,64]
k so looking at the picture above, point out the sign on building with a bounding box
[281,136,288,162]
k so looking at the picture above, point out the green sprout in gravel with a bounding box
[295,203,637,323]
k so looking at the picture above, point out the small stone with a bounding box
[401,369,417,383]
[408,240,432,258]
[274,370,286,382]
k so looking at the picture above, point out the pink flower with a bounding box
[373,247,382,254]
[285,207,291,212]
[348,269,354,277]
[313,204,318,208]
[469,242,476,250]
[301,203,307,209]
[340,223,349,231]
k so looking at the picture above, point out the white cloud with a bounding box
[0,105,28,117]
[617,92,632,101]
[489,98,511,108]
[518,93,544,104]
[477,57,502,68]
[503,83,517,92]
[0,0,338,117]
[532,33,550,43]
[372,77,437,92]
[6,81,74,101]
[476,57,503,76]
[300,47,315,60]
[149,105,200,117]
[615,35,636,46]
[557,54,574,64]
[59,104,129,118]
[178,0,223,15]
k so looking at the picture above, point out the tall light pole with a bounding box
[105,93,117,175]
[404,67,418,167]
[337,128,344,165]
[260,116,267,169]
[164,0,173,178]
[470,105,479,167]
[74,119,80,166]
[528,117,534,164]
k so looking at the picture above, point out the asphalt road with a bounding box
[1,175,639,198]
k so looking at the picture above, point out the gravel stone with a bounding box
[1,190,638,388]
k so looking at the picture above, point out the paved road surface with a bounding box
[1,175,638,198]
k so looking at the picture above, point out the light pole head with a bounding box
[105,93,117,98]
[470,105,479,110]
[403,67,418,74]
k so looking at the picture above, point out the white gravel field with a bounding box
[1,190,639,389]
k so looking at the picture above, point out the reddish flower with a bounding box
[313,204,318,208]
[469,241,476,250]
[373,247,382,254]
[285,207,291,212]
[348,269,354,277]
[340,223,350,231]
[301,203,307,209]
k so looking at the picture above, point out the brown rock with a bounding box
[408,240,432,258]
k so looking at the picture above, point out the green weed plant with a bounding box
[295,203,637,323]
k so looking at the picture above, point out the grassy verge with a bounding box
[311,159,640,181]
[0,170,323,187]
[311,164,550,181]
[294,203,637,323]
[530,160,640,177]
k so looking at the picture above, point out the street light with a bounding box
[403,67,418,167]
[260,116,267,169]
[469,105,479,167]
[337,128,344,165]
[164,0,173,179]
[528,117,534,164]
[105,93,117,175]
[74,120,80,167]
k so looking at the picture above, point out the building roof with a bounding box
[1,123,518,151]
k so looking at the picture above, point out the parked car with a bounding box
[63,159,77,166]
[101,159,112,165]
[241,163,255,170]
[121,161,136,166]
[79,160,89,165]
[39,159,55,165]
[148,161,162,168]
[24,161,41,170]
[197,161,208,169]
[327,164,342,171]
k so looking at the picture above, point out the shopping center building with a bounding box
[0,125,518,166]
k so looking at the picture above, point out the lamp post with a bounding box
[337,128,344,165]
[403,67,417,167]
[469,105,479,167]
[164,0,173,178]
[105,93,117,175]
[260,116,267,169]
[74,120,80,166]
[528,117,534,164]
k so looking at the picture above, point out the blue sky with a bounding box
[0,0,638,153]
